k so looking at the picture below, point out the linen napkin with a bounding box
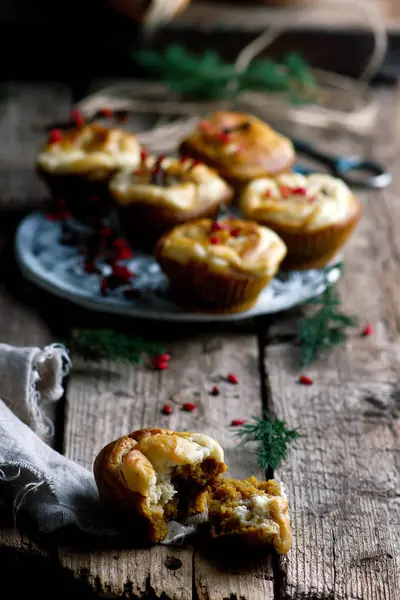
[0,343,199,543]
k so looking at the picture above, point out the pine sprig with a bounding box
[134,46,318,102]
[297,276,356,368]
[233,415,300,472]
[65,329,165,364]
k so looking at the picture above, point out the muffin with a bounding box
[93,427,226,544]
[208,476,292,554]
[178,111,295,191]
[154,217,287,313]
[109,154,234,251]
[36,123,142,224]
[240,173,362,270]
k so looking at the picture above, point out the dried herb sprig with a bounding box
[297,265,356,368]
[233,415,300,472]
[134,46,318,102]
[65,329,165,364]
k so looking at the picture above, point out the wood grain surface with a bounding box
[0,82,399,600]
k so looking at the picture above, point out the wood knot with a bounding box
[165,556,183,571]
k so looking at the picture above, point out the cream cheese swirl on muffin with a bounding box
[36,124,142,175]
[109,156,233,211]
[240,173,359,231]
[156,218,287,277]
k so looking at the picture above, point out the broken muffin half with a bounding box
[207,476,292,554]
[94,427,227,543]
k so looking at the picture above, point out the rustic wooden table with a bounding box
[0,81,399,600]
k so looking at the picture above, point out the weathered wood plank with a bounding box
[263,88,400,599]
[0,82,72,209]
[0,82,72,572]
[60,333,274,599]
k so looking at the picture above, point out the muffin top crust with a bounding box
[36,124,142,175]
[240,173,361,231]
[109,155,233,212]
[155,217,287,277]
[179,111,295,180]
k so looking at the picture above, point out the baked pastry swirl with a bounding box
[109,155,234,251]
[240,173,362,270]
[36,123,142,223]
[179,111,295,187]
[94,428,226,544]
[208,476,292,554]
[154,217,287,312]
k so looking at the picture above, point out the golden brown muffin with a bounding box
[154,217,287,313]
[240,172,362,270]
[179,111,295,190]
[207,476,292,554]
[36,123,142,224]
[94,428,226,544]
[109,154,234,251]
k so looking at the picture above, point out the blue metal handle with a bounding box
[292,138,392,189]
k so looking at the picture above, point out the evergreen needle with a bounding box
[297,269,356,367]
[65,329,165,364]
[233,415,300,472]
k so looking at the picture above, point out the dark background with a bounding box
[1,0,400,84]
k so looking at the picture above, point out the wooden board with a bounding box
[174,0,400,32]
[0,81,399,600]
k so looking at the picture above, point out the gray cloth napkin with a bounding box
[0,343,199,543]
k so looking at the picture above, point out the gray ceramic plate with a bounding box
[15,212,342,322]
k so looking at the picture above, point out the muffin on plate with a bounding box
[109,154,234,251]
[154,217,287,313]
[36,123,142,224]
[178,111,295,190]
[208,476,292,554]
[240,172,362,270]
[94,427,226,544]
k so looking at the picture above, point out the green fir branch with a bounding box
[64,329,165,364]
[233,415,300,472]
[134,46,318,102]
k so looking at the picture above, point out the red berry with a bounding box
[116,247,133,260]
[227,373,239,384]
[71,109,84,127]
[211,385,220,396]
[157,362,169,370]
[183,402,196,412]
[49,129,62,144]
[211,221,228,232]
[218,132,233,144]
[292,187,307,195]
[140,149,148,163]
[113,238,126,248]
[112,265,133,281]
[264,189,272,197]
[362,324,373,336]
[210,236,221,245]
[299,375,313,385]
[100,107,113,118]
[280,186,291,199]
[157,354,172,362]
[231,419,246,426]
[230,228,241,238]
[162,404,172,415]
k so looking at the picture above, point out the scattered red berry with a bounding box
[210,236,221,245]
[155,361,169,371]
[280,186,291,199]
[49,129,62,144]
[298,375,313,386]
[183,402,196,412]
[362,324,373,336]
[292,187,307,195]
[211,221,228,232]
[71,109,84,128]
[218,132,233,144]
[231,419,246,426]
[162,404,172,415]
[211,385,220,396]
[100,107,113,118]
[230,228,241,238]
[157,354,172,362]
[116,246,133,260]
[112,264,133,281]
[227,373,239,384]
[140,149,148,163]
